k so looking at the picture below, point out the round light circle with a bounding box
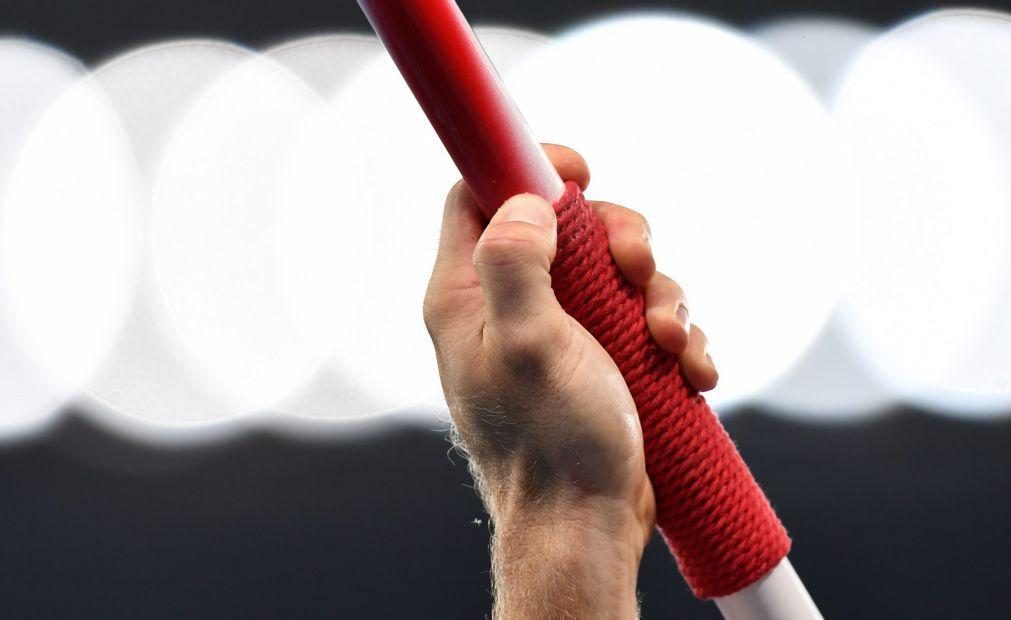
[833,10,1011,416]
[505,14,855,410]
[0,39,89,439]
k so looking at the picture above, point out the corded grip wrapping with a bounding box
[550,182,791,599]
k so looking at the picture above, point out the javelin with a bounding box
[357,2,822,618]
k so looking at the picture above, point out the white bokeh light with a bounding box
[149,55,337,423]
[265,33,399,424]
[0,39,88,439]
[754,17,892,420]
[266,33,384,99]
[278,27,553,419]
[755,17,878,101]
[79,41,270,436]
[834,10,1011,416]
[2,61,142,434]
[504,14,855,411]
[5,13,1003,441]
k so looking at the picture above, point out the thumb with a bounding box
[473,193,560,324]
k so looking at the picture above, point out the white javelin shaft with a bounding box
[716,559,823,620]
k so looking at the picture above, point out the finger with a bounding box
[473,193,561,324]
[644,272,689,354]
[681,324,719,392]
[592,201,655,287]
[435,142,585,278]
[425,181,487,334]
[433,179,487,276]
[542,143,590,190]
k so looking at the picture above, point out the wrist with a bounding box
[490,494,648,619]
[485,460,656,556]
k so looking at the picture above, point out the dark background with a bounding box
[0,0,1003,64]
[2,1,1010,618]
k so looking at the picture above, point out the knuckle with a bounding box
[692,324,708,341]
[422,279,466,335]
[656,271,684,298]
[445,178,468,206]
[634,209,650,233]
[422,287,443,333]
[621,205,648,229]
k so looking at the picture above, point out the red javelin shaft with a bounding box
[357,0,564,217]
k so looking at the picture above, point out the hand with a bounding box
[424,145,718,618]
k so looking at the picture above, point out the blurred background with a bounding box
[1,0,1010,618]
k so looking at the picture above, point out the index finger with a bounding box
[542,143,590,191]
[433,144,590,277]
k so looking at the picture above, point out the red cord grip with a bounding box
[550,182,791,599]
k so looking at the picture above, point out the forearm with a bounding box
[491,498,645,619]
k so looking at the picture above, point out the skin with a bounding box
[424,144,718,619]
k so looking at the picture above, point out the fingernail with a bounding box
[499,195,554,227]
[676,304,689,331]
